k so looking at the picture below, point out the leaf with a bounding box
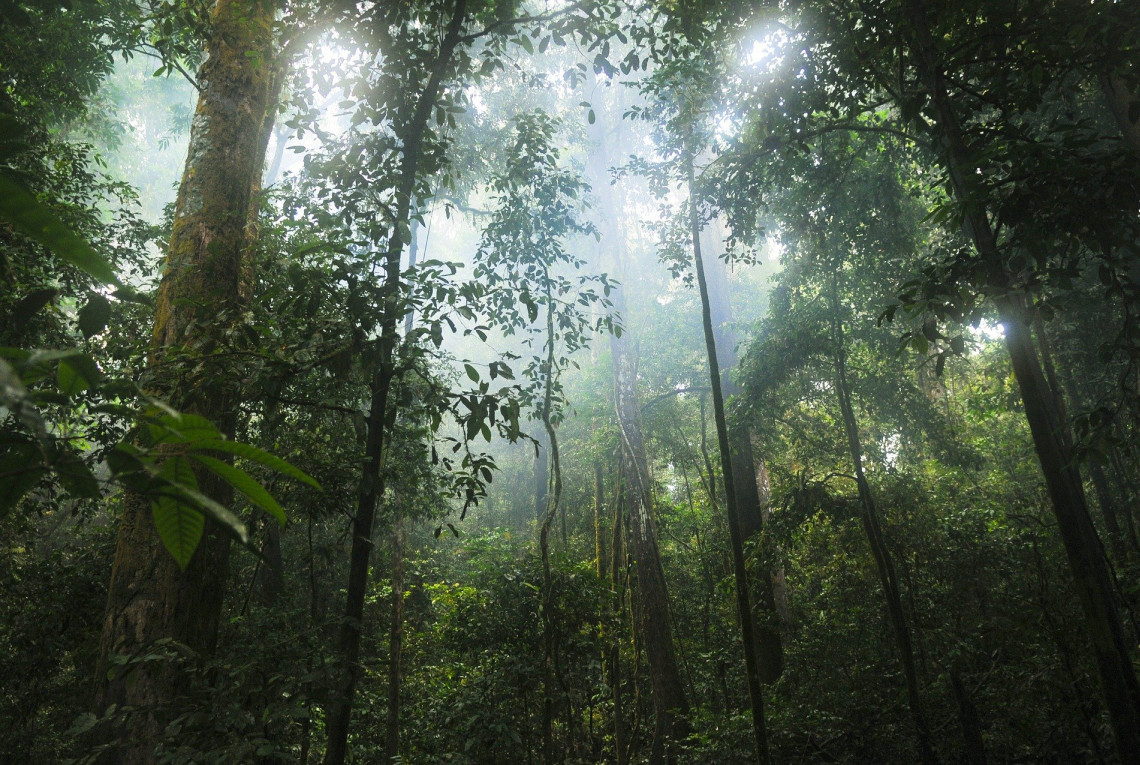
[188,453,286,525]
[0,442,45,515]
[78,293,112,338]
[14,288,57,329]
[464,363,480,383]
[588,109,596,125]
[191,439,321,489]
[57,360,89,396]
[0,173,117,285]
[148,412,222,446]
[152,458,206,569]
[55,448,100,499]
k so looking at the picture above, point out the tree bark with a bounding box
[384,518,405,763]
[323,3,468,761]
[950,665,986,765]
[903,3,1140,759]
[701,222,783,683]
[93,3,278,760]
[612,323,691,763]
[687,155,770,764]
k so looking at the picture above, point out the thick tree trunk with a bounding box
[903,3,1140,759]
[829,276,937,765]
[323,4,468,760]
[93,3,277,761]
[687,157,770,764]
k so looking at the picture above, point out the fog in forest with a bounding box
[3,2,1140,763]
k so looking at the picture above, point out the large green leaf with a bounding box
[188,453,286,526]
[0,173,118,285]
[192,439,321,489]
[151,457,205,569]
[147,411,221,446]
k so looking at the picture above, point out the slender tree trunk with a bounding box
[903,3,1140,759]
[384,518,405,762]
[93,3,278,760]
[829,273,937,765]
[611,308,690,763]
[610,465,628,765]
[535,426,550,522]
[539,293,563,765]
[950,665,986,765]
[588,97,689,762]
[323,4,468,761]
[595,458,605,576]
[686,154,770,765]
[1036,318,1131,562]
[701,221,783,683]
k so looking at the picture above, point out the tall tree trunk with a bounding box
[950,665,986,765]
[586,94,689,762]
[701,221,783,683]
[384,518,405,763]
[534,425,549,522]
[1035,317,1131,562]
[594,458,605,576]
[829,273,937,765]
[323,4,468,761]
[93,3,278,760]
[612,322,691,763]
[609,464,628,765]
[903,3,1140,759]
[686,155,770,765]
[539,292,563,765]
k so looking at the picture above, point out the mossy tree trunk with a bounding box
[93,1,279,761]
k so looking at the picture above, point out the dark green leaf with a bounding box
[0,174,117,285]
[78,293,112,338]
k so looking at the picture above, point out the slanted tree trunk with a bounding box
[686,154,770,765]
[323,3,469,761]
[903,3,1140,759]
[701,221,783,683]
[94,2,278,760]
[828,272,938,765]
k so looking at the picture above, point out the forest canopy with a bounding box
[2,0,1140,763]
